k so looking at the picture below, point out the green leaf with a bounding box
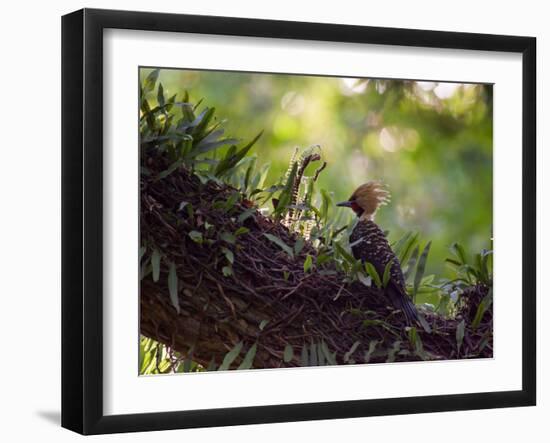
[456,319,465,355]
[437,293,451,316]
[193,107,216,139]
[382,258,394,288]
[222,265,233,277]
[316,254,331,266]
[398,232,419,265]
[344,341,361,363]
[168,262,180,314]
[445,258,463,268]
[320,342,337,365]
[393,232,412,262]
[300,346,309,366]
[206,358,217,371]
[283,344,294,363]
[139,246,147,262]
[156,158,185,180]
[221,247,234,264]
[242,159,255,192]
[462,264,480,281]
[139,337,156,374]
[319,189,332,224]
[180,358,192,373]
[179,90,195,122]
[303,254,313,272]
[215,130,263,176]
[404,245,419,281]
[263,233,294,258]
[192,138,240,156]
[157,82,165,108]
[238,208,256,223]
[140,95,155,130]
[413,241,432,301]
[364,340,378,363]
[386,340,401,363]
[478,330,492,352]
[259,320,269,331]
[188,231,203,244]
[222,192,240,211]
[317,343,325,366]
[218,342,243,371]
[220,231,236,244]
[273,161,298,218]
[421,274,435,285]
[253,162,271,191]
[151,249,161,282]
[234,227,249,236]
[320,341,338,365]
[164,93,177,113]
[365,262,382,288]
[180,107,208,131]
[294,237,305,255]
[237,343,257,370]
[472,289,493,329]
[140,262,152,281]
[309,342,318,366]
[143,69,160,92]
[357,272,372,287]
[417,313,432,334]
[450,242,468,265]
[214,145,237,176]
[334,241,355,265]
[407,326,425,358]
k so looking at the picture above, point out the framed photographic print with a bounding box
[61,8,536,435]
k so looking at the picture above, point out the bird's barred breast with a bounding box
[350,220,407,290]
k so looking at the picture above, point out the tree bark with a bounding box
[139,164,492,370]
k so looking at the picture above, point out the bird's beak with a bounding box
[336,200,353,208]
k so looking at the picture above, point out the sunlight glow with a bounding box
[340,78,367,95]
[280,91,305,116]
[416,81,436,91]
[434,82,460,99]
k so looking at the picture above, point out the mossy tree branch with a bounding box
[140,159,492,370]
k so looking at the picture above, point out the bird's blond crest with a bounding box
[351,181,391,220]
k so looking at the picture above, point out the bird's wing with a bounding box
[351,221,407,291]
[350,221,429,330]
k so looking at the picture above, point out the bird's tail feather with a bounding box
[388,285,431,333]
[400,296,419,325]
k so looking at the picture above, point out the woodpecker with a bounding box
[337,182,424,328]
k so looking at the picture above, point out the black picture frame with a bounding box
[62,8,536,435]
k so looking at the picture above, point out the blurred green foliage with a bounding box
[138,69,493,374]
[139,68,492,279]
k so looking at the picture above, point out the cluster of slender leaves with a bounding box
[445,242,493,286]
[140,71,268,313]
[140,336,205,374]
[439,242,493,320]
[141,70,317,214]
[140,69,263,183]
[139,244,181,314]
[296,341,337,366]
[139,336,176,375]
[392,232,435,304]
